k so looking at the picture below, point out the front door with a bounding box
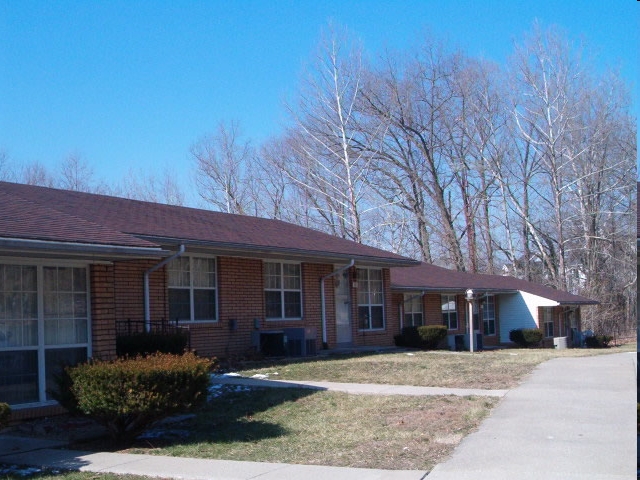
[335,268,352,344]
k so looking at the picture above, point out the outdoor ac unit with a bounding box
[283,327,317,356]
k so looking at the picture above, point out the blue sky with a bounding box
[0,1,637,192]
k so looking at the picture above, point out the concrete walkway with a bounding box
[0,352,635,479]
[427,352,636,479]
[213,375,508,397]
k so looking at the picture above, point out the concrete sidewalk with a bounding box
[0,352,635,479]
[213,376,508,397]
[427,352,636,479]
[0,448,426,480]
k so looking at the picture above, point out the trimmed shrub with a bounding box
[585,334,612,348]
[397,326,423,348]
[417,325,448,350]
[0,403,11,430]
[65,352,214,443]
[509,328,543,347]
[116,332,189,357]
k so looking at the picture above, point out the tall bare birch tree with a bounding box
[280,25,383,243]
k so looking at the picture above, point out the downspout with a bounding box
[144,244,186,332]
[320,259,355,349]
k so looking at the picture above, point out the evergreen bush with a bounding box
[63,352,214,443]
[398,326,423,348]
[509,328,543,347]
[585,334,612,348]
[417,325,448,350]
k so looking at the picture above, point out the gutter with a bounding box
[320,259,355,349]
[144,244,186,331]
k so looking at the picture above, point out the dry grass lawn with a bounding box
[234,344,636,390]
[124,388,498,471]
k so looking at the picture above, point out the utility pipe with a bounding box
[320,259,355,349]
[144,244,185,331]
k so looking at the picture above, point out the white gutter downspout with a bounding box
[144,244,186,332]
[320,259,355,349]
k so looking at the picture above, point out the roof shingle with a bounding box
[0,181,416,265]
[390,262,598,305]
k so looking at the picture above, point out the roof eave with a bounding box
[141,236,420,267]
[0,237,168,260]
[391,285,519,295]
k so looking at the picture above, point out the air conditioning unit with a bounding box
[251,330,286,357]
[283,327,317,357]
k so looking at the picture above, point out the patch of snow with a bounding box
[406,353,415,356]
[251,374,269,380]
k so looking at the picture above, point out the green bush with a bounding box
[116,332,189,357]
[509,328,543,347]
[418,325,448,350]
[397,326,423,348]
[585,334,612,348]
[65,352,214,443]
[0,403,11,430]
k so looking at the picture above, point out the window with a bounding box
[442,295,458,330]
[543,308,554,337]
[264,262,302,319]
[403,294,423,327]
[0,263,89,406]
[168,256,217,322]
[482,295,496,336]
[357,268,384,330]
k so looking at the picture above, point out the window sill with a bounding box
[358,328,385,332]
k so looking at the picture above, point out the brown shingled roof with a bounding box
[0,190,157,248]
[391,262,598,305]
[0,181,417,266]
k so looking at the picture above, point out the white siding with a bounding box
[498,292,559,343]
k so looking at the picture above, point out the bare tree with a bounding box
[116,168,185,206]
[0,150,15,182]
[20,161,54,187]
[191,120,254,215]
[58,153,96,192]
[280,24,385,243]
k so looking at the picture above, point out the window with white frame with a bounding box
[543,308,554,337]
[168,256,217,322]
[264,262,302,319]
[403,294,423,327]
[441,294,458,330]
[357,268,384,330]
[0,263,89,406]
[482,295,496,336]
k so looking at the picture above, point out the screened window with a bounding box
[358,268,384,330]
[403,294,423,327]
[442,295,458,330]
[482,295,496,336]
[543,308,554,337]
[168,256,217,322]
[264,262,302,319]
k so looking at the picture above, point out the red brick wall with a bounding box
[90,264,116,360]
[351,268,396,348]
[173,258,334,359]
[90,260,168,361]
[114,260,167,324]
[391,292,502,348]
